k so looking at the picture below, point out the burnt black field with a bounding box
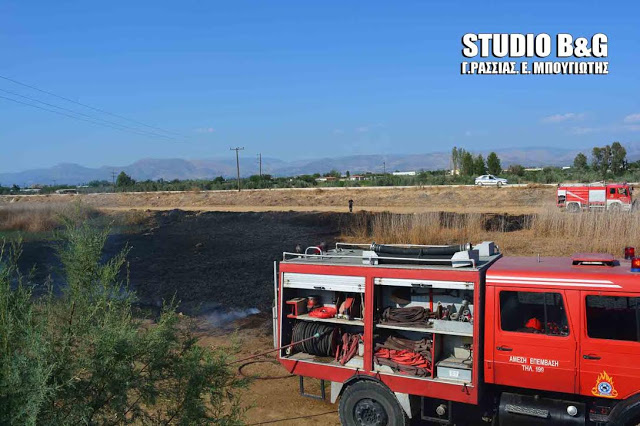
[17,210,530,318]
[18,211,345,314]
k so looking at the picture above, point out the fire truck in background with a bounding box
[274,242,640,425]
[557,183,636,212]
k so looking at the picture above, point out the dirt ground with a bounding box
[1,185,556,215]
[198,314,341,425]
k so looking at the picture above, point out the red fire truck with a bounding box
[557,183,635,212]
[274,242,640,425]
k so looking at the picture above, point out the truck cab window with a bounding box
[586,296,639,342]
[500,291,569,336]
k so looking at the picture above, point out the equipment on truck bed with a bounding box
[274,240,640,425]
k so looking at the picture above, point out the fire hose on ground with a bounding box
[233,321,359,379]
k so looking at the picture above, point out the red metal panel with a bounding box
[483,286,496,384]
[364,275,374,372]
[278,358,478,404]
[491,288,577,393]
[578,290,640,400]
[486,256,640,293]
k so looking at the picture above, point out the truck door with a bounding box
[617,187,632,206]
[579,293,640,400]
[493,289,577,393]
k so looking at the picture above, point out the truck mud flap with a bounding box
[498,392,585,425]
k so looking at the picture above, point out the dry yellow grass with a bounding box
[343,208,640,257]
[0,202,148,233]
[0,203,91,232]
[0,185,556,214]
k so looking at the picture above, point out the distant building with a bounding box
[524,167,543,172]
[349,175,369,181]
[315,176,338,182]
[19,188,41,194]
[392,171,416,176]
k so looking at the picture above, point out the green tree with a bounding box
[486,152,502,175]
[346,171,350,178]
[451,147,459,173]
[473,154,487,175]
[0,220,246,424]
[460,151,474,176]
[508,164,525,176]
[592,145,611,179]
[573,153,588,170]
[115,171,135,187]
[610,141,627,175]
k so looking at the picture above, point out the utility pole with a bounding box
[230,147,244,191]
[383,161,386,174]
[257,153,262,178]
[111,170,117,190]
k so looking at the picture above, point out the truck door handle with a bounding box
[583,354,601,360]
[313,286,326,290]
[496,346,512,351]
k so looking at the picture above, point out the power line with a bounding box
[0,74,185,138]
[0,87,176,140]
[0,94,176,138]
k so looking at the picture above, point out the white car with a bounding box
[475,174,508,187]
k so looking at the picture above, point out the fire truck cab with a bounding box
[557,183,635,212]
[275,242,640,425]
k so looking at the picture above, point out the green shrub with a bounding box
[0,221,246,425]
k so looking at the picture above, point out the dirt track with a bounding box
[1,185,556,214]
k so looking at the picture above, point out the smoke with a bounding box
[204,307,260,327]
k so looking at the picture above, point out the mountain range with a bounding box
[2,145,638,186]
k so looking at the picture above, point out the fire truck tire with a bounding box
[339,380,408,426]
[567,203,580,213]
[607,394,640,425]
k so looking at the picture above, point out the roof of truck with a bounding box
[282,244,501,271]
[487,255,640,291]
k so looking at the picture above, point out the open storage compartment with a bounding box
[280,272,366,370]
[373,277,475,384]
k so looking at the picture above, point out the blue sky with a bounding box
[1,0,639,172]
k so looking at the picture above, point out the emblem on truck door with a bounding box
[592,371,619,398]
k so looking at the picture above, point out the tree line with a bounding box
[572,141,628,179]
[2,142,637,195]
[451,147,502,176]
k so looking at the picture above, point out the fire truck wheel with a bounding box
[339,380,408,426]
[610,410,640,425]
[607,394,640,425]
[567,203,580,213]
[609,203,622,212]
